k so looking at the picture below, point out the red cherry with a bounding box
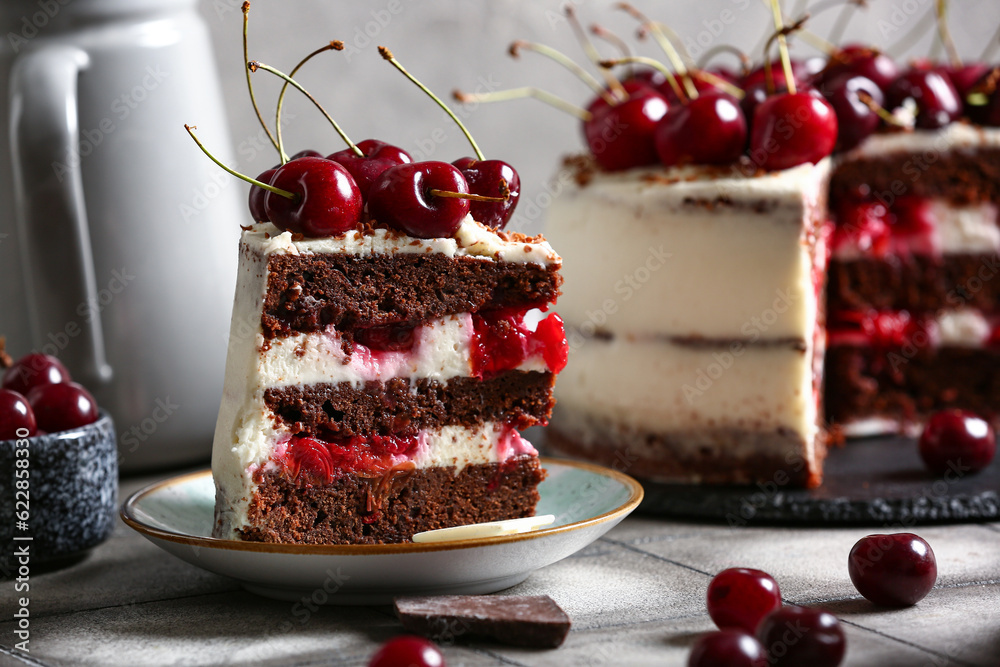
[740,81,819,130]
[658,76,721,106]
[263,157,363,238]
[757,606,846,667]
[367,161,470,238]
[451,157,520,229]
[27,382,98,433]
[848,533,937,607]
[327,139,413,199]
[688,630,768,667]
[290,149,324,160]
[707,568,782,634]
[624,68,666,91]
[919,409,996,474]
[368,636,444,667]
[248,167,277,223]
[285,436,335,484]
[742,60,813,89]
[821,74,883,151]
[584,87,668,171]
[966,67,1000,126]
[2,353,71,396]
[0,389,36,439]
[749,92,838,170]
[655,90,746,167]
[831,201,891,255]
[945,62,991,99]
[820,45,899,92]
[886,69,961,129]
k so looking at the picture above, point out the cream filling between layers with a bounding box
[846,123,1000,159]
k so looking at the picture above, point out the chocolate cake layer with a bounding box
[263,372,555,438]
[242,457,546,544]
[825,345,1000,424]
[828,254,1000,313]
[546,427,822,488]
[262,253,562,338]
[829,145,1000,204]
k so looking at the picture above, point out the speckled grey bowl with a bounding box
[0,412,118,577]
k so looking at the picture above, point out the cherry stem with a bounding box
[590,23,633,76]
[767,0,798,95]
[796,27,837,55]
[453,87,593,121]
[378,46,485,161]
[565,6,627,100]
[690,70,746,99]
[829,0,866,45]
[429,188,508,203]
[856,91,908,127]
[184,124,297,200]
[935,0,962,68]
[508,40,617,106]
[616,3,698,100]
[250,60,361,165]
[762,14,811,92]
[696,45,752,76]
[600,56,686,102]
[242,2,278,153]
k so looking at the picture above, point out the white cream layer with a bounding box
[545,160,829,340]
[213,420,536,540]
[846,123,1000,159]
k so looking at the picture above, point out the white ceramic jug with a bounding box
[0,0,243,471]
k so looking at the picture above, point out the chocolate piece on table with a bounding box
[394,594,571,648]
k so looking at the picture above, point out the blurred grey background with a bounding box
[198,0,1000,236]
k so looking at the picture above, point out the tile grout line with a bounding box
[601,537,714,577]
[474,648,533,666]
[0,644,55,667]
[0,589,241,625]
[838,619,979,667]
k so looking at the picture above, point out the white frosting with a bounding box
[847,123,1000,159]
[243,215,560,266]
[546,160,828,340]
[937,309,993,347]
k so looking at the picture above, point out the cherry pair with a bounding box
[1,353,98,438]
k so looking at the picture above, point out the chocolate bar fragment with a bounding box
[394,595,571,649]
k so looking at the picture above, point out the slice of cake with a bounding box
[211,216,566,543]
[825,122,1000,434]
[545,159,831,487]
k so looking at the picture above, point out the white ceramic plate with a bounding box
[121,458,643,604]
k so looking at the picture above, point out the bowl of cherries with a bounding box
[0,345,118,574]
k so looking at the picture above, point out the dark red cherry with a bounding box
[886,69,961,129]
[248,167,277,223]
[823,74,884,151]
[919,409,996,474]
[367,161,470,238]
[658,76,721,106]
[368,636,444,667]
[2,353,71,396]
[263,157,363,237]
[27,382,98,433]
[655,90,747,166]
[965,67,1000,126]
[821,45,899,92]
[757,606,846,667]
[750,92,838,170]
[945,62,991,99]
[452,157,520,229]
[290,149,323,160]
[584,87,669,171]
[849,533,937,607]
[688,630,768,667]
[707,568,782,633]
[740,81,820,130]
[327,139,413,199]
[624,68,666,91]
[742,60,813,89]
[0,389,36,439]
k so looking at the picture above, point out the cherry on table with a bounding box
[2,353,71,396]
[0,389,36,439]
[655,90,746,166]
[757,606,846,667]
[848,533,937,607]
[584,86,668,171]
[263,156,363,237]
[368,635,445,667]
[248,167,277,223]
[452,156,520,229]
[27,382,98,433]
[706,567,782,634]
[822,73,884,151]
[919,409,996,474]
[367,161,470,238]
[886,69,961,129]
[749,92,838,170]
[328,138,413,199]
[688,629,767,667]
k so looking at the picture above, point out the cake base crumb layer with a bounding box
[241,457,546,544]
[547,428,822,488]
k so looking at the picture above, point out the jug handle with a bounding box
[9,46,111,387]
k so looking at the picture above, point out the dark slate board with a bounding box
[637,436,1000,526]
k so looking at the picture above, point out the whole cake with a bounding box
[212,217,565,543]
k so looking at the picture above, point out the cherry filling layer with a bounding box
[827,309,1000,349]
[471,308,568,379]
[831,197,938,257]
